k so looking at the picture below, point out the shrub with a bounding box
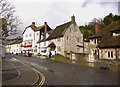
[52,53,65,59]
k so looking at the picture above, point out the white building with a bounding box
[22,22,52,55]
[10,43,22,55]
[5,37,22,54]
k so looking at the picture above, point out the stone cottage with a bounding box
[46,15,84,59]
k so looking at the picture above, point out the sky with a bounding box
[7,0,119,38]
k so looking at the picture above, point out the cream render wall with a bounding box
[99,48,116,60]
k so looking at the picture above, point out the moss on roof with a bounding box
[30,25,45,31]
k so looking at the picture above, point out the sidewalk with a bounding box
[35,55,118,73]
[2,58,41,86]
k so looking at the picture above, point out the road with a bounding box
[4,54,119,86]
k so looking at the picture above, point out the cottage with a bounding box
[88,20,120,60]
[97,21,120,60]
[89,22,101,58]
[37,22,52,55]
[46,15,84,59]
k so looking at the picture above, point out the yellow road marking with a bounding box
[12,57,45,86]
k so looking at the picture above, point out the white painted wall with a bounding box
[39,33,51,55]
[22,27,40,55]
[11,43,21,54]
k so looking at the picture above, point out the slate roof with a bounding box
[47,21,72,40]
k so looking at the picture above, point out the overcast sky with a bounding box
[7,0,119,38]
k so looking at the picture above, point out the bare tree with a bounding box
[0,0,22,40]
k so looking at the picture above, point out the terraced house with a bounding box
[88,20,120,60]
[45,15,84,58]
[22,22,52,55]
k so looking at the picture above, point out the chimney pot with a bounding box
[32,22,35,26]
[71,15,75,23]
[44,22,47,25]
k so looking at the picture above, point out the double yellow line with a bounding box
[31,66,45,86]
[12,58,45,86]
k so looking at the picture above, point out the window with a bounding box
[94,50,97,55]
[66,36,68,40]
[94,39,96,44]
[77,37,80,43]
[34,49,37,52]
[57,46,61,51]
[108,51,110,57]
[69,28,72,33]
[57,38,61,41]
[108,51,113,58]
[41,50,46,53]
[29,34,31,37]
[77,48,80,53]
[36,33,39,36]
[111,51,113,58]
[44,42,46,46]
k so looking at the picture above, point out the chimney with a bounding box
[95,22,100,34]
[44,22,47,34]
[71,15,75,23]
[32,22,35,26]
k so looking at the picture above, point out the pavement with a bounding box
[2,57,42,86]
[36,55,118,73]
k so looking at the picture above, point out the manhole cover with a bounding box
[2,73,18,81]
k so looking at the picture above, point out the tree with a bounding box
[79,13,120,39]
[102,13,113,26]
[0,0,22,40]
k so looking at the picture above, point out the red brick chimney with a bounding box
[95,22,100,34]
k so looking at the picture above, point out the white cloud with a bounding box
[6,0,119,35]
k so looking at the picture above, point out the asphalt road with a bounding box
[5,54,119,86]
